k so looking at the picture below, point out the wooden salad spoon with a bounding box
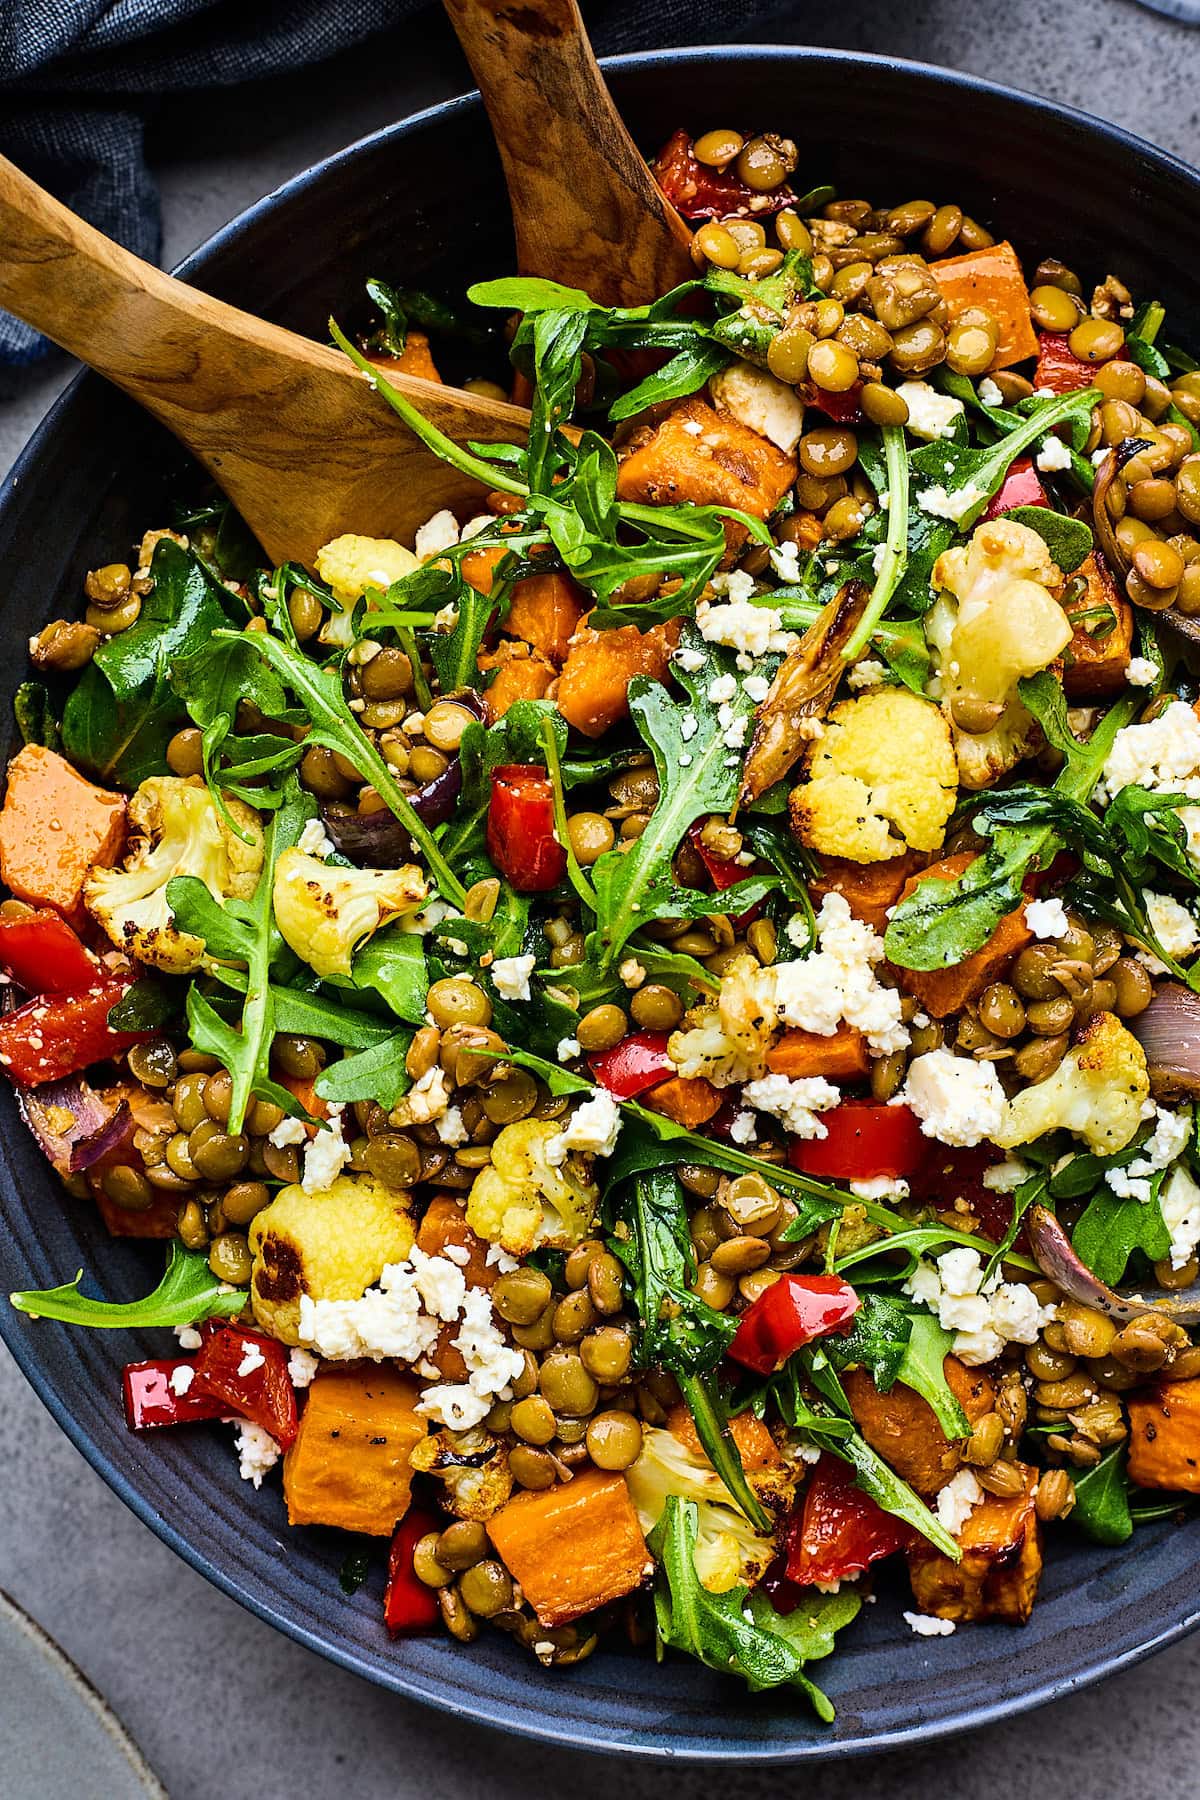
[442,0,695,307]
[0,154,535,566]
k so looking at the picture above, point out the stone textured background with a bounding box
[3,2,1200,1793]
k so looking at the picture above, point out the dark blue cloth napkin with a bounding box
[0,0,771,363]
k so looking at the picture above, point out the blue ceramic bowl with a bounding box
[3,47,1200,1761]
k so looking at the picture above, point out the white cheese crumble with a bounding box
[1160,1163,1200,1270]
[556,1037,581,1060]
[849,1175,910,1200]
[169,1364,195,1397]
[906,1248,1055,1366]
[301,1102,351,1193]
[287,1348,319,1389]
[1024,896,1070,939]
[490,952,536,1001]
[742,1072,842,1139]
[397,1065,453,1126]
[234,1421,281,1489]
[1105,1104,1190,1202]
[709,359,807,452]
[729,1109,758,1145]
[1035,434,1073,472]
[679,712,699,741]
[847,657,887,690]
[708,673,738,705]
[297,817,338,860]
[1135,891,1200,974]
[769,540,802,584]
[916,480,987,524]
[766,892,909,1057]
[1100,700,1200,864]
[743,675,771,703]
[896,380,964,441]
[173,1324,203,1352]
[268,1115,308,1149]
[935,1469,983,1536]
[435,1105,469,1147]
[977,377,1004,409]
[900,1048,1006,1148]
[981,1157,1032,1194]
[696,596,798,659]
[673,643,706,675]
[619,957,646,989]
[547,1088,622,1161]
[414,508,460,560]
[904,1611,956,1637]
[237,1340,266,1379]
[1126,656,1158,688]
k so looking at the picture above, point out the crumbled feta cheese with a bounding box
[769,540,802,584]
[1106,1104,1190,1202]
[414,508,460,560]
[288,1348,319,1389]
[619,957,646,989]
[916,480,987,524]
[679,712,699,741]
[436,1105,469,1147]
[742,1072,841,1139]
[491,952,536,1002]
[900,1048,1006,1148]
[709,359,807,452]
[729,1109,758,1145]
[1024,896,1070,939]
[673,643,706,674]
[743,675,771,703]
[849,1175,910,1200]
[977,377,1004,409]
[400,896,454,936]
[982,1157,1032,1194]
[708,673,738,705]
[1160,1163,1200,1269]
[904,1611,956,1637]
[485,1241,519,1274]
[696,596,798,659]
[234,1421,281,1488]
[767,892,909,1056]
[301,1102,351,1192]
[1135,892,1200,975]
[398,1065,453,1127]
[173,1324,203,1352]
[556,1037,581,1060]
[237,1340,266,1379]
[896,380,964,441]
[461,513,495,541]
[1035,434,1073,472]
[268,1115,309,1149]
[297,817,338,859]
[847,657,887,690]
[935,1469,983,1536]
[548,1088,622,1160]
[1126,656,1158,688]
[906,1248,1055,1366]
[1101,701,1200,865]
[169,1364,195,1397]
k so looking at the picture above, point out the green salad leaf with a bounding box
[11,1243,246,1330]
[1071,1446,1134,1545]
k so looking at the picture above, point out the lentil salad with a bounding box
[8,124,1200,1715]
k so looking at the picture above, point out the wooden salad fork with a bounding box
[442,0,695,306]
[0,155,535,566]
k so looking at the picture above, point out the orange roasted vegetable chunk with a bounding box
[366,330,443,384]
[892,852,1033,1019]
[666,1401,785,1477]
[283,1365,426,1536]
[929,241,1039,371]
[1128,1379,1200,1492]
[809,852,922,936]
[766,1024,870,1082]
[479,641,556,717]
[486,1468,653,1628]
[907,1463,1042,1623]
[461,543,507,596]
[557,616,679,738]
[0,746,126,925]
[505,571,586,666]
[842,1359,994,1498]
[1061,552,1133,699]
[642,1074,722,1128]
[615,395,796,529]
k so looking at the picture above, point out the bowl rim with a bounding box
[4,41,1200,1761]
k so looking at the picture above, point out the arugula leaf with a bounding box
[1071,1446,1134,1545]
[1007,506,1093,572]
[1071,1186,1171,1285]
[10,1243,246,1330]
[843,424,909,659]
[171,631,297,830]
[649,1497,855,1719]
[909,388,1100,534]
[62,540,233,786]
[608,342,731,421]
[895,1312,970,1439]
[13,681,60,751]
[106,977,179,1033]
[825,1292,912,1391]
[348,929,429,1026]
[315,1035,412,1109]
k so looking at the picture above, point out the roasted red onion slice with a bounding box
[17,1079,131,1178]
[322,692,489,859]
[1130,982,1200,1099]
[1027,1204,1200,1324]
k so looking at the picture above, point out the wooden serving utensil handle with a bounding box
[442,0,694,307]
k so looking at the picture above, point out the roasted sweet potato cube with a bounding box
[0,746,126,925]
[615,395,797,530]
[809,852,922,936]
[929,241,1038,371]
[283,1366,426,1536]
[478,640,556,717]
[842,1358,994,1498]
[505,571,586,666]
[907,1463,1042,1624]
[641,1074,722,1128]
[766,1023,870,1082]
[1061,552,1134,699]
[556,616,678,738]
[1128,1379,1200,1492]
[666,1401,786,1477]
[367,330,443,384]
[892,852,1033,1019]
[486,1469,653,1628]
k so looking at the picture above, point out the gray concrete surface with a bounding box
[3,1,1200,1793]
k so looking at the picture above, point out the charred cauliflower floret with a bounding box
[248,1173,414,1344]
[313,533,420,646]
[272,848,427,979]
[994,1010,1150,1154]
[789,688,957,863]
[669,952,775,1087]
[408,1426,514,1521]
[626,1420,795,1593]
[465,1118,599,1256]
[927,517,1072,791]
[84,776,262,973]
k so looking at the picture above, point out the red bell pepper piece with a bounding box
[192,1324,298,1449]
[910,1144,1031,1255]
[788,1098,924,1182]
[687,821,748,892]
[0,908,101,994]
[123,1358,228,1431]
[982,454,1049,520]
[588,1028,674,1099]
[784,1453,915,1588]
[384,1505,442,1633]
[1033,331,1097,394]
[802,380,865,426]
[0,974,148,1088]
[650,128,795,221]
[728,1272,860,1375]
[486,764,567,893]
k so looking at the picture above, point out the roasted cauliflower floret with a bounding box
[928,517,1072,791]
[272,848,427,979]
[409,1426,514,1521]
[626,1419,795,1593]
[313,533,419,646]
[84,776,262,973]
[248,1173,414,1344]
[669,952,774,1087]
[993,1010,1150,1154]
[465,1118,598,1256]
[789,688,957,863]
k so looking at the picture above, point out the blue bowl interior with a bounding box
[2,47,1200,1760]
